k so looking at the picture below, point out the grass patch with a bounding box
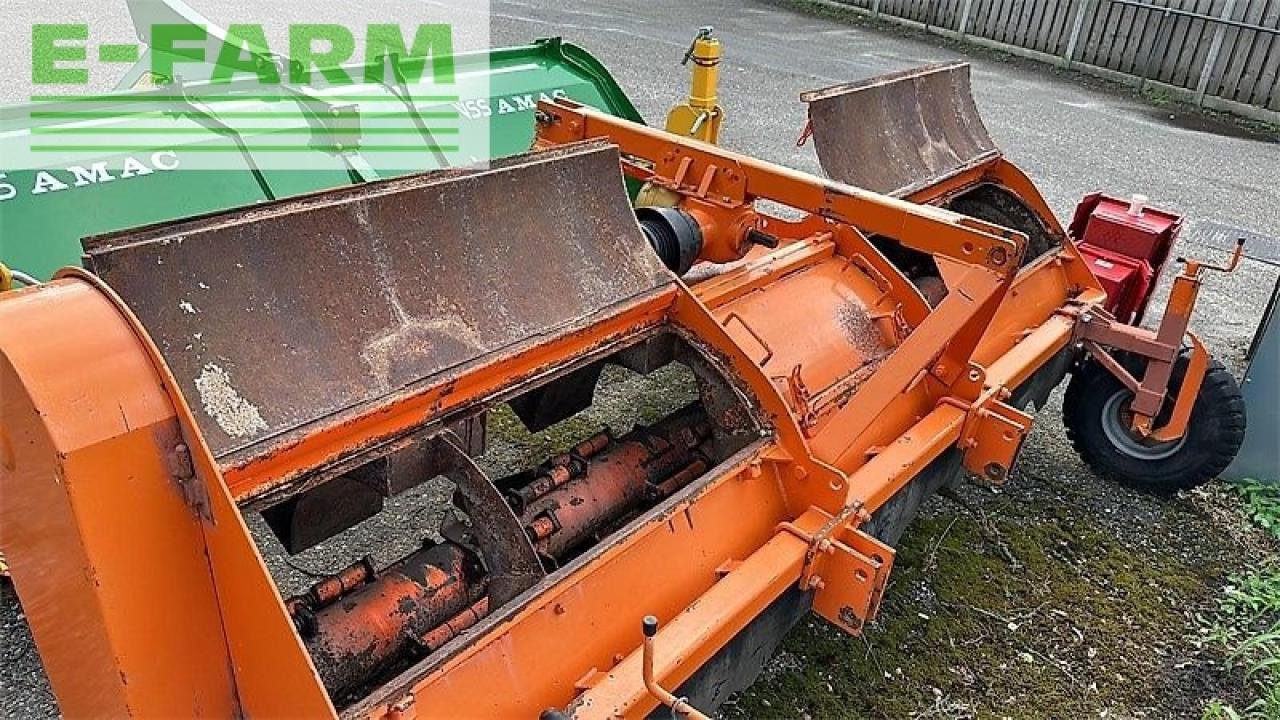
[1199,480,1280,720]
[723,485,1247,718]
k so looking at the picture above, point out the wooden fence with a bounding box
[829,0,1280,121]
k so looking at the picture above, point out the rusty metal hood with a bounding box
[801,62,999,197]
[83,140,671,467]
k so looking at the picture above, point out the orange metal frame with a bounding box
[0,100,1210,719]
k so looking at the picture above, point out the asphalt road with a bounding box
[2,0,1279,717]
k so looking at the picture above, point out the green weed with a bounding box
[1235,481,1280,542]
[1201,480,1280,720]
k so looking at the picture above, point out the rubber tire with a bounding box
[1063,350,1246,493]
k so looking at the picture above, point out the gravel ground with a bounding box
[3,0,1279,717]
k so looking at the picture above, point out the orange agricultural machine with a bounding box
[0,63,1245,718]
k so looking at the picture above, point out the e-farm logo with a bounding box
[31,23,456,89]
[12,21,484,179]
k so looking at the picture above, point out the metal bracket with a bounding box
[166,79,276,201]
[1074,239,1243,439]
[807,526,894,635]
[651,151,748,207]
[778,504,894,636]
[1150,334,1207,442]
[952,386,1033,484]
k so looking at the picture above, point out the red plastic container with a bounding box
[1069,193,1183,324]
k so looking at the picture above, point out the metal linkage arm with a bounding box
[535,98,1025,276]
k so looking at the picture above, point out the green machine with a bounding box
[0,0,642,281]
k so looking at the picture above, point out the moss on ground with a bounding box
[722,476,1265,719]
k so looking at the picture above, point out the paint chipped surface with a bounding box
[78,141,665,463]
[194,363,268,438]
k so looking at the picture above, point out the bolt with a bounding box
[168,444,194,480]
[968,368,982,382]
[1081,313,1093,324]
[809,575,825,590]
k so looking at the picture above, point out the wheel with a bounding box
[1062,350,1246,493]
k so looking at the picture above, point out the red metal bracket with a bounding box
[1074,240,1242,440]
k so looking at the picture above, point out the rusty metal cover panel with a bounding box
[801,62,998,198]
[83,141,670,465]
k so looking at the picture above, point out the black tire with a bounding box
[1062,350,1246,493]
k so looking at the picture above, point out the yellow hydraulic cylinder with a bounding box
[666,26,724,144]
[640,27,726,209]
